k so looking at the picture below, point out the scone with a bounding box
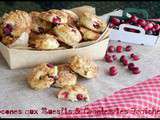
[79,12,107,33]
[62,9,79,26]
[1,10,31,46]
[27,63,58,90]
[53,24,82,47]
[57,84,90,102]
[39,9,68,24]
[79,27,100,41]
[29,33,59,50]
[53,64,77,88]
[69,55,98,79]
[30,11,52,33]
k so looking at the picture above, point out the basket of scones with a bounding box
[0,6,110,69]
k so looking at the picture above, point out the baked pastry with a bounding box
[27,63,58,90]
[69,55,98,79]
[29,33,59,50]
[79,27,100,41]
[1,10,31,46]
[57,84,90,102]
[62,9,79,26]
[39,9,68,24]
[79,12,106,33]
[30,11,52,33]
[53,64,77,88]
[53,24,82,47]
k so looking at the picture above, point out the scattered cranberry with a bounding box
[130,53,135,58]
[104,53,113,63]
[116,45,123,53]
[120,55,126,62]
[93,22,100,29]
[154,24,160,31]
[125,45,132,52]
[109,66,118,76]
[122,59,128,66]
[132,67,141,74]
[132,55,140,61]
[47,63,54,68]
[77,94,84,100]
[62,92,69,99]
[128,63,135,71]
[137,19,146,27]
[143,26,149,31]
[111,17,120,25]
[146,22,154,30]
[107,45,115,53]
[130,15,138,23]
[112,55,117,61]
[52,16,61,24]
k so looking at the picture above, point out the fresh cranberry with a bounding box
[93,22,100,29]
[132,67,141,74]
[111,17,120,25]
[104,53,113,63]
[3,24,13,36]
[47,63,54,68]
[146,22,154,30]
[62,92,69,99]
[52,16,61,24]
[130,53,135,58]
[122,59,128,66]
[132,55,140,61]
[112,55,117,61]
[125,45,132,52]
[154,24,160,31]
[116,45,123,53]
[120,55,126,62]
[109,66,118,76]
[77,94,84,100]
[143,26,149,31]
[137,19,146,27]
[107,45,115,53]
[130,15,138,23]
[128,63,135,71]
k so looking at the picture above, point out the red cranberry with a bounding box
[120,55,127,62]
[112,55,117,61]
[62,92,69,99]
[130,15,138,23]
[109,66,118,76]
[146,22,154,30]
[130,53,135,58]
[122,59,128,66]
[111,17,120,25]
[154,24,160,31]
[137,19,146,27]
[93,22,100,29]
[77,94,84,100]
[128,63,135,71]
[47,63,54,68]
[52,16,61,24]
[132,55,140,61]
[107,45,115,53]
[104,53,113,63]
[125,45,132,52]
[116,45,123,53]
[143,26,149,31]
[132,67,141,74]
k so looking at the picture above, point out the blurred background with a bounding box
[0,1,159,18]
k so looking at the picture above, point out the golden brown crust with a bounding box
[79,27,100,41]
[27,63,56,90]
[69,55,98,79]
[53,64,77,88]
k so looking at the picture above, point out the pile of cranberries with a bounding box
[104,44,141,76]
[109,15,160,36]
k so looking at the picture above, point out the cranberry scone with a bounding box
[1,10,31,46]
[29,33,59,50]
[53,64,77,88]
[30,11,52,33]
[79,12,106,33]
[53,24,82,47]
[57,84,90,102]
[27,63,58,90]
[79,27,100,41]
[69,55,98,79]
[39,9,68,24]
